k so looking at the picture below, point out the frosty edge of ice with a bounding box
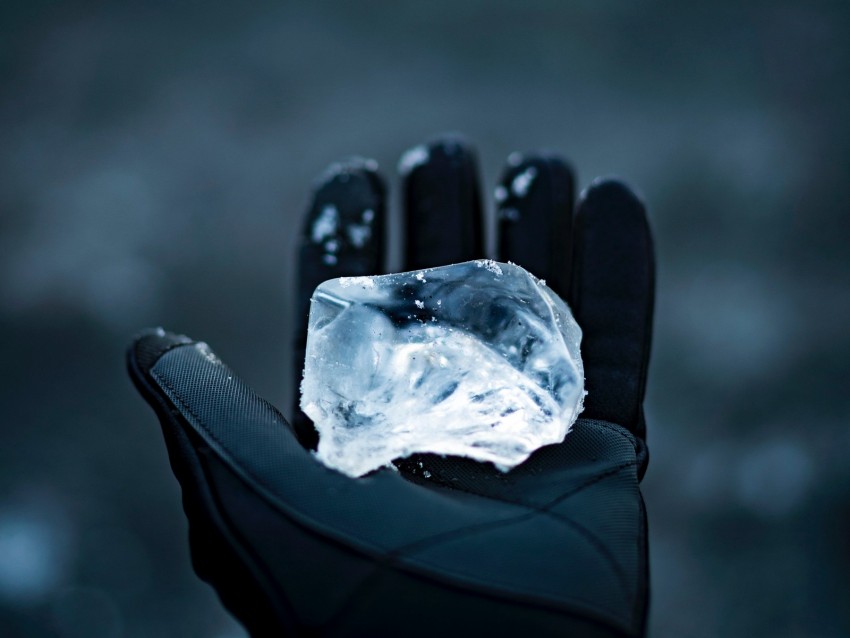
[300,260,585,478]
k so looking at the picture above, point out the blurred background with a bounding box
[1,1,848,636]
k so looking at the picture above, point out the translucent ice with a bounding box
[300,260,585,477]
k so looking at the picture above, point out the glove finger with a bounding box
[401,135,485,270]
[496,152,575,300]
[569,179,655,441]
[128,329,295,632]
[400,152,575,480]
[126,329,541,559]
[293,158,386,449]
[128,330,646,635]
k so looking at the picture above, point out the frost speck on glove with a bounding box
[300,260,585,477]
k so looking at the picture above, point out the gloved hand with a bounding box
[127,135,655,638]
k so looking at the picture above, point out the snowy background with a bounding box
[1,1,849,636]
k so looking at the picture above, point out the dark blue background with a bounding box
[1,2,848,636]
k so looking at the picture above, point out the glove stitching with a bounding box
[152,367,637,631]
[321,510,542,633]
[392,493,634,603]
[634,493,649,636]
[409,460,637,602]
[149,370,303,627]
[388,505,635,630]
[152,369,534,556]
[323,505,633,637]
[543,502,634,600]
[543,460,638,510]
[583,419,639,450]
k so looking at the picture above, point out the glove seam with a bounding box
[392,476,636,603]
[634,493,650,636]
[583,419,639,451]
[151,364,639,635]
[324,506,633,636]
[414,460,637,604]
[134,357,299,633]
[544,459,637,509]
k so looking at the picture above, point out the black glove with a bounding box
[127,135,655,637]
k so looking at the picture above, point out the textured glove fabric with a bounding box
[128,331,647,637]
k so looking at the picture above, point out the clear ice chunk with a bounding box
[300,260,585,478]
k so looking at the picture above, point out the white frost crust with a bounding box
[347,224,371,248]
[475,259,503,275]
[339,276,375,288]
[398,145,429,175]
[312,205,339,243]
[511,166,538,198]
